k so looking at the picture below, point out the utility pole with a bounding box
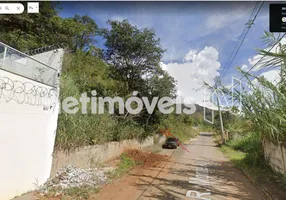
[204,77,225,144]
[216,94,225,144]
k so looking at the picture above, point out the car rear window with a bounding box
[167,138,176,142]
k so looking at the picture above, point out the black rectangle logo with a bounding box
[270,4,286,32]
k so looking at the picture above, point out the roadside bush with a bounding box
[226,132,264,165]
[55,75,146,150]
[55,73,195,150]
[229,32,286,143]
[159,113,199,142]
[108,153,137,179]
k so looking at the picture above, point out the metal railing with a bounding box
[0,42,58,87]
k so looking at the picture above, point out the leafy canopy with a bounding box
[0,2,98,52]
[101,20,166,95]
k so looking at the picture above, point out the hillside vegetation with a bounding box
[0,2,198,150]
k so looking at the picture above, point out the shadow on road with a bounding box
[130,158,261,200]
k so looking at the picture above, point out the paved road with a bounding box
[96,133,265,200]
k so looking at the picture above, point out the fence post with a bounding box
[1,46,7,68]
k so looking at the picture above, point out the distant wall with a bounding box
[51,135,166,177]
[263,139,286,175]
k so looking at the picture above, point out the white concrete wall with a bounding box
[0,49,63,200]
[263,139,286,175]
[51,135,166,177]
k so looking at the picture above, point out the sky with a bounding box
[57,1,279,105]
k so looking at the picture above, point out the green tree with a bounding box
[100,20,179,135]
[148,70,177,98]
[0,2,98,52]
[140,70,177,130]
[72,15,98,52]
[62,51,116,96]
[101,20,165,96]
[0,2,67,51]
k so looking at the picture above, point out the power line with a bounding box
[227,2,258,61]
[221,2,264,77]
[220,2,259,76]
[216,2,258,58]
[226,2,264,72]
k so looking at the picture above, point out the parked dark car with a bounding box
[162,137,180,149]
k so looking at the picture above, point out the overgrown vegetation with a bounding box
[219,109,286,190]
[224,132,263,166]
[0,2,197,150]
[217,102,286,194]
[40,186,99,200]
[226,32,286,144]
[206,31,286,151]
[221,137,286,191]
[214,32,286,192]
[107,153,138,179]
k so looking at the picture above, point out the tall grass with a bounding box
[55,75,196,150]
[55,53,199,150]
[55,75,146,150]
[223,32,286,143]
[159,114,199,142]
[226,132,263,165]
